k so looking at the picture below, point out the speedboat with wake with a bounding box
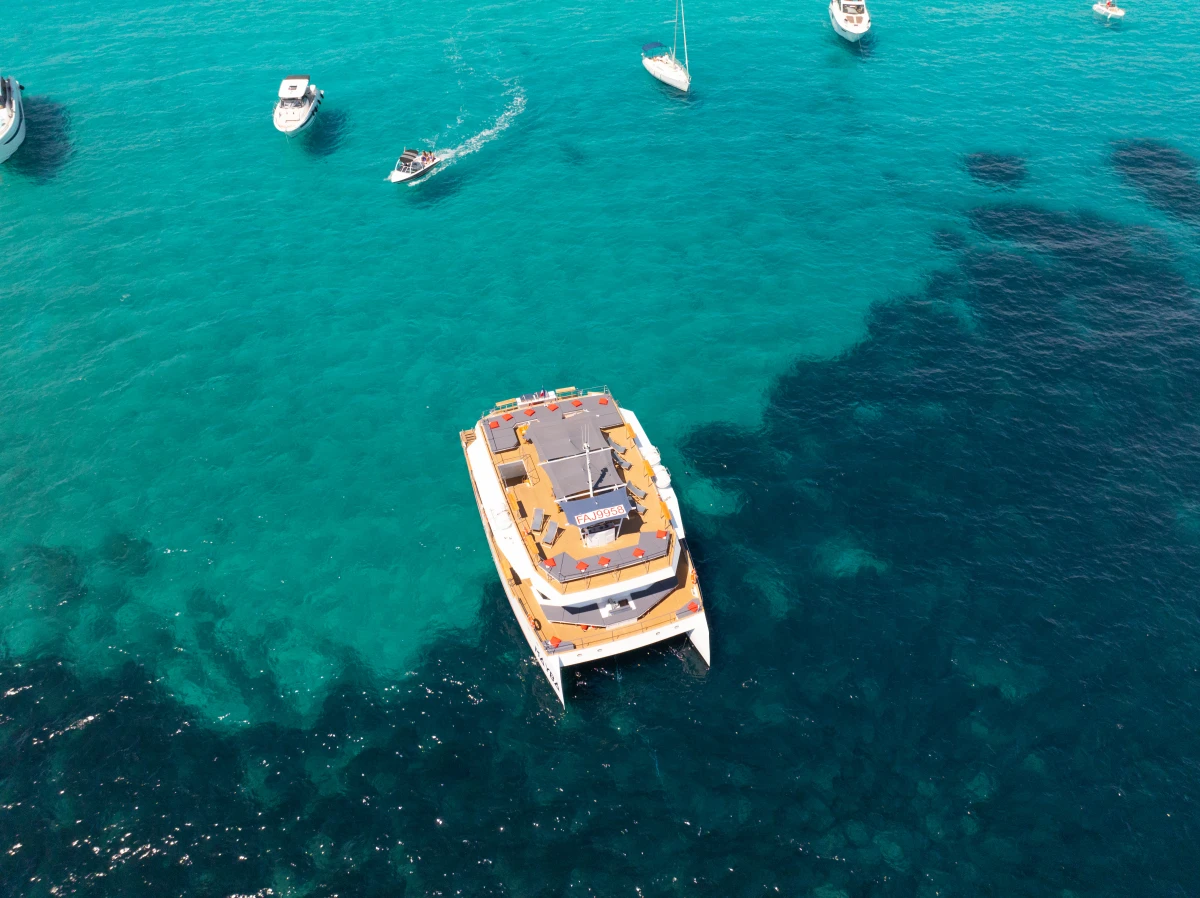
[388,148,441,183]
[642,0,690,92]
[273,75,323,134]
[0,74,26,164]
[1093,0,1125,18]
[830,0,872,42]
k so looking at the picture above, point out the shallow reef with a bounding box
[964,152,1027,188]
[1112,139,1200,222]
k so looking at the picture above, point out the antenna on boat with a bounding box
[583,427,595,498]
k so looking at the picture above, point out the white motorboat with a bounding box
[1092,1,1125,18]
[272,75,323,134]
[642,0,690,93]
[0,74,26,164]
[388,148,442,183]
[830,0,872,42]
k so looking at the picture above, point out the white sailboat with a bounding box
[642,0,691,93]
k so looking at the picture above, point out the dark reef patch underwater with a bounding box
[964,152,1028,187]
[5,155,1200,898]
[1112,139,1200,222]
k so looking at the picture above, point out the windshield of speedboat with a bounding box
[844,3,865,11]
[280,96,306,108]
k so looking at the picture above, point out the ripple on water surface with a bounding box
[4,0,1200,894]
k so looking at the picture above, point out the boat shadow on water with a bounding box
[647,78,702,107]
[301,109,349,158]
[830,30,875,59]
[8,96,73,181]
[565,632,709,701]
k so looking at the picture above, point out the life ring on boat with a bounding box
[690,570,698,584]
[530,618,541,631]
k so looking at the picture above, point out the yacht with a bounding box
[388,148,441,183]
[642,0,690,92]
[461,387,711,703]
[273,75,323,134]
[830,0,872,42]
[0,74,26,164]
[1092,0,1125,18]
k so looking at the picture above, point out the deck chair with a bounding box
[615,456,633,470]
[606,435,629,453]
[531,508,545,533]
[633,502,648,515]
[542,520,559,546]
[627,483,648,499]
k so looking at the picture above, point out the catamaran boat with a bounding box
[1092,0,1125,18]
[461,388,711,703]
[272,75,323,134]
[830,0,872,42]
[0,74,26,164]
[387,148,441,183]
[642,0,691,92]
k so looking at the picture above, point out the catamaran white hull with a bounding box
[462,411,712,706]
[830,5,871,41]
[485,529,712,705]
[1092,3,1124,17]
[642,56,691,92]
[388,158,441,183]
[0,78,26,165]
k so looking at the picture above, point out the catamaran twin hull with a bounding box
[461,388,711,704]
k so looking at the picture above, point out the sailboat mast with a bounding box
[681,0,689,72]
[672,0,680,62]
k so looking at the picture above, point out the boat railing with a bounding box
[499,512,696,657]
[484,385,609,419]
[543,591,703,654]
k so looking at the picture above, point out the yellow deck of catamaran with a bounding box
[461,387,703,652]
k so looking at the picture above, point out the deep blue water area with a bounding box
[5,0,1200,895]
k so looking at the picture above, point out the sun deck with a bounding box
[473,389,678,595]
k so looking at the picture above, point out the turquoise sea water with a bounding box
[4,0,1200,894]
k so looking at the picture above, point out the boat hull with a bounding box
[388,158,441,183]
[1092,3,1124,17]
[0,78,26,165]
[273,87,322,134]
[830,4,871,41]
[461,410,711,705]
[642,56,691,92]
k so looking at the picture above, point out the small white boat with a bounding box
[830,0,872,42]
[1092,1,1125,18]
[0,74,26,164]
[642,0,690,93]
[273,75,323,134]
[388,148,442,183]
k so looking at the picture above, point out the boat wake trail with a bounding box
[439,84,526,168]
